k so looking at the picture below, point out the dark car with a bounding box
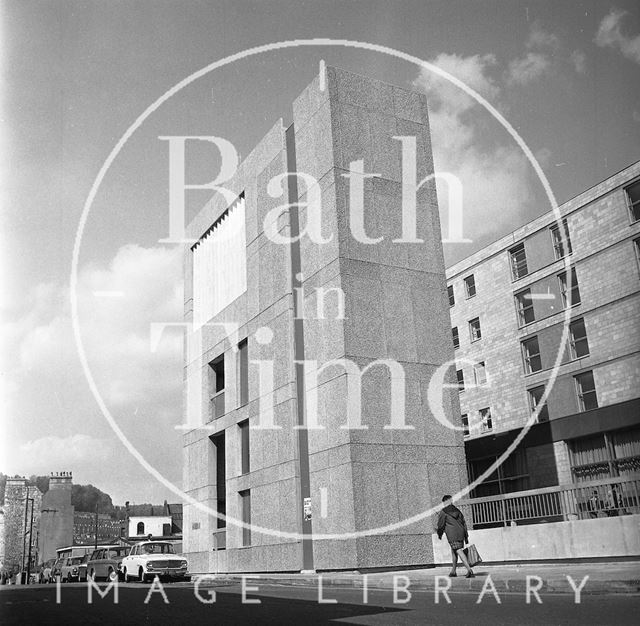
[87,546,130,582]
[78,553,90,582]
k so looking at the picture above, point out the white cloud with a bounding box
[527,23,560,50]
[3,244,184,498]
[413,54,539,245]
[507,52,551,85]
[17,434,111,475]
[595,8,640,65]
[570,49,587,74]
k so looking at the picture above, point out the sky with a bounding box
[1,0,639,505]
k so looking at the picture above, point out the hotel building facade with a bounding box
[448,161,640,496]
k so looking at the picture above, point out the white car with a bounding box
[120,541,188,583]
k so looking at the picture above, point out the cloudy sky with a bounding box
[2,0,639,504]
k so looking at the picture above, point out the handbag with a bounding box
[463,544,482,567]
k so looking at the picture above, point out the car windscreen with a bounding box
[141,543,175,554]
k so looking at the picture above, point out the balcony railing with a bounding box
[458,476,640,528]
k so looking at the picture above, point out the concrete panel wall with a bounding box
[431,515,640,564]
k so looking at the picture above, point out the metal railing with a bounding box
[459,476,640,528]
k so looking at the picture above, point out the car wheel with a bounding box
[107,568,118,582]
[89,569,96,581]
[124,568,133,583]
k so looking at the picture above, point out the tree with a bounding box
[71,484,114,515]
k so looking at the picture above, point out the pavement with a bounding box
[206,560,640,595]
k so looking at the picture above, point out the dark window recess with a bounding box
[239,420,250,475]
[136,521,145,535]
[575,370,598,411]
[464,275,476,298]
[522,336,542,374]
[550,219,573,259]
[209,355,225,418]
[448,285,455,307]
[240,490,251,547]
[211,432,226,529]
[469,317,482,342]
[452,326,460,349]
[515,289,535,326]
[474,361,487,386]
[558,267,581,307]
[456,369,465,392]
[569,318,590,359]
[461,414,469,437]
[479,407,492,433]
[528,385,549,422]
[468,448,529,499]
[509,243,528,280]
[626,179,640,222]
[162,523,171,536]
[238,339,248,407]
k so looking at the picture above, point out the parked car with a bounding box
[121,541,188,583]
[59,556,84,582]
[87,546,131,582]
[38,559,56,584]
[78,553,90,582]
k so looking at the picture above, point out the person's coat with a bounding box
[437,504,469,544]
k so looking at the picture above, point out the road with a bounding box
[1,580,639,625]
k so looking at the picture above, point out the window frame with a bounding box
[550,219,573,260]
[527,385,549,422]
[209,354,226,419]
[452,326,460,350]
[515,288,535,326]
[238,339,248,407]
[625,179,640,223]
[509,242,528,280]
[448,285,455,307]
[456,368,465,393]
[521,336,542,374]
[575,370,598,412]
[469,317,482,342]
[479,407,493,433]
[239,490,251,547]
[558,267,581,308]
[569,317,590,360]
[461,414,469,437]
[464,274,476,298]
[473,361,488,387]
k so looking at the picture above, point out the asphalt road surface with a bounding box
[2,581,639,625]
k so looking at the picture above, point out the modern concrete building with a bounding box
[182,67,467,573]
[447,161,640,496]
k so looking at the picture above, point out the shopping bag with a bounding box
[463,544,482,567]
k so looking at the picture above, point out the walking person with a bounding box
[436,495,475,578]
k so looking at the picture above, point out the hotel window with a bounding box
[634,238,640,273]
[626,179,640,222]
[448,285,455,307]
[464,274,476,298]
[239,490,251,546]
[550,219,573,259]
[521,336,542,374]
[452,326,460,349]
[528,385,549,422]
[575,370,598,411]
[515,289,535,326]
[456,369,465,392]
[558,267,581,307]
[469,317,482,342]
[479,407,492,433]
[209,355,225,419]
[474,361,487,387]
[569,318,590,359]
[238,339,248,407]
[509,243,528,280]
[461,414,469,437]
[239,420,250,475]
